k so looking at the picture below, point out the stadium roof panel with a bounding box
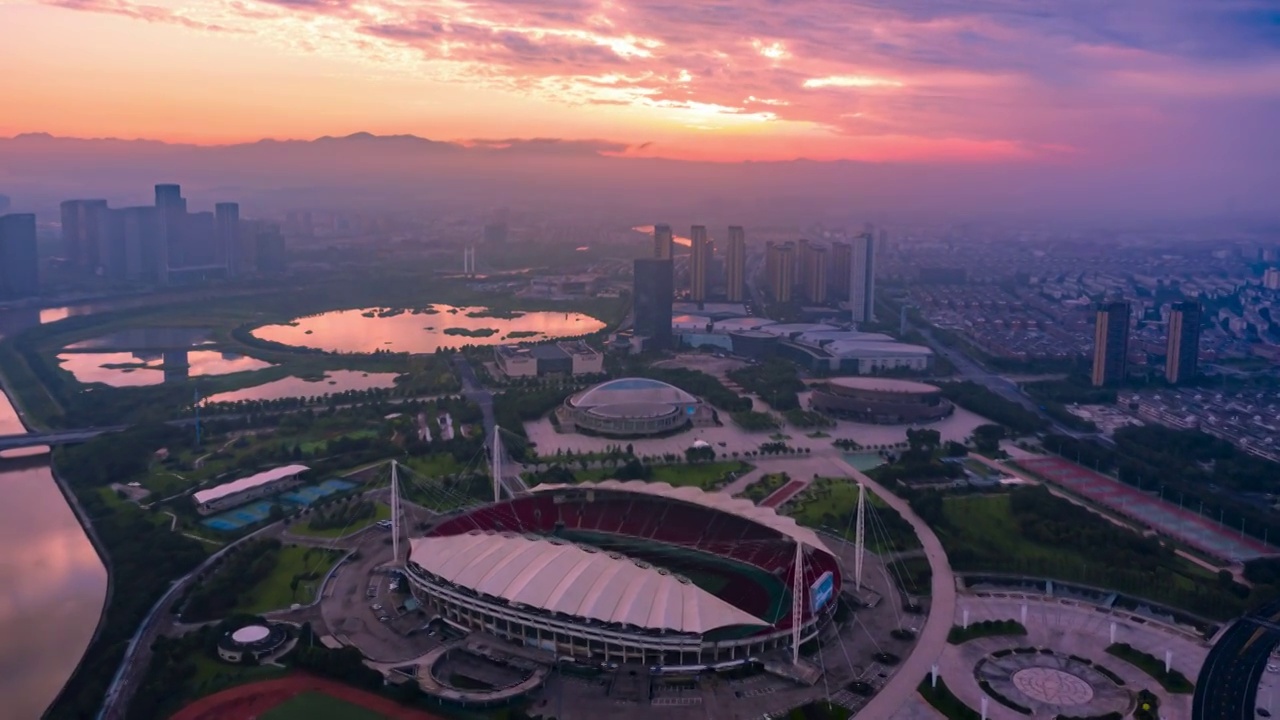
[572,378,698,408]
[532,480,834,556]
[408,531,768,633]
[192,464,309,505]
[827,377,941,393]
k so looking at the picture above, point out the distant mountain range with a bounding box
[0,132,1273,224]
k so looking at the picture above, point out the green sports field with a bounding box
[259,691,388,720]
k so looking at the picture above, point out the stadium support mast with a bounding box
[855,483,866,592]
[391,460,401,564]
[791,542,804,665]
[492,426,502,503]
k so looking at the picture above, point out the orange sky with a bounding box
[1,0,1276,164]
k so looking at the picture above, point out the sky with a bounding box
[1,0,1279,165]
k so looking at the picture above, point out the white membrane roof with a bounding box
[532,480,834,555]
[192,464,309,505]
[409,531,768,633]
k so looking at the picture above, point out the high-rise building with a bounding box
[829,241,851,302]
[215,202,240,275]
[1165,301,1201,385]
[184,211,218,267]
[653,224,673,260]
[94,207,127,280]
[155,184,187,276]
[726,226,745,302]
[689,225,709,302]
[633,258,673,348]
[1091,301,1131,387]
[0,213,39,298]
[483,222,508,245]
[119,206,160,281]
[767,242,795,301]
[252,221,288,274]
[849,232,876,323]
[59,199,108,270]
[805,246,828,303]
[796,238,812,289]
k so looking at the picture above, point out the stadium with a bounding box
[557,377,715,437]
[404,480,841,668]
[809,377,954,424]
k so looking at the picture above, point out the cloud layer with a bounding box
[30,0,1280,164]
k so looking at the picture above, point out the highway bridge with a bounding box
[1194,598,1280,719]
[0,427,126,451]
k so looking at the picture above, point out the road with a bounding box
[451,355,527,496]
[908,323,1092,439]
[0,426,126,450]
[835,458,957,720]
[1194,598,1280,720]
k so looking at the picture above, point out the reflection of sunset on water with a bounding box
[0,462,107,720]
[253,305,605,354]
[632,225,696,247]
[203,370,402,404]
[56,351,274,388]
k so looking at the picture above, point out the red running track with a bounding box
[760,479,807,508]
[168,673,448,720]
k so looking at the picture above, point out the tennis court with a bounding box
[1016,456,1274,563]
[202,500,277,531]
[278,478,357,506]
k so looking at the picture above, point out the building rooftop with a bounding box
[409,531,767,633]
[557,340,600,357]
[192,464,309,505]
[529,344,571,361]
[827,377,942,393]
[570,378,698,408]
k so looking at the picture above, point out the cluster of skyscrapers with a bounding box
[1091,300,1201,386]
[648,223,748,304]
[60,184,285,285]
[765,233,877,323]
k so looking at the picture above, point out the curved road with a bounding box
[836,457,956,719]
[1194,598,1280,720]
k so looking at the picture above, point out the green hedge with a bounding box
[1105,643,1194,693]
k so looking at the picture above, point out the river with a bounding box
[0,306,108,720]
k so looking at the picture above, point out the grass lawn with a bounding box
[289,502,390,539]
[649,461,749,489]
[786,478,923,553]
[233,544,344,614]
[403,453,467,478]
[259,691,389,720]
[188,654,289,700]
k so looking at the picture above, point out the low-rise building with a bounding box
[494,341,603,378]
[193,464,309,515]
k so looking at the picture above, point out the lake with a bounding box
[252,304,605,354]
[0,389,107,719]
[202,370,402,404]
[57,350,274,387]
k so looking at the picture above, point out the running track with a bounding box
[169,674,447,720]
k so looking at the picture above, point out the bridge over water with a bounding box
[0,428,126,452]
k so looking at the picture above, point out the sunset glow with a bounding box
[1,0,1278,164]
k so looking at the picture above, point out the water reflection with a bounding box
[252,304,604,354]
[0,446,107,719]
[203,370,401,404]
[57,350,274,388]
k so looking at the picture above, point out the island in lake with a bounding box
[443,327,499,338]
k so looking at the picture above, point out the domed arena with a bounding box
[404,480,841,668]
[558,377,714,437]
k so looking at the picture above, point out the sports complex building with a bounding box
[556,377,715,437]
[809,377,954,425]
[405,480,841,668]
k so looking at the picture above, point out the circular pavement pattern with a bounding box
[1011,667,1095,705]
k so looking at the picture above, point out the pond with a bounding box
[57,350,274,387]
[202,370,402,405]
[251,304,605,354]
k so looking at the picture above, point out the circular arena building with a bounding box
[405,481,841,668]
[559,378,713,437]
[216,623,288,663]
[810,377,954,425]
